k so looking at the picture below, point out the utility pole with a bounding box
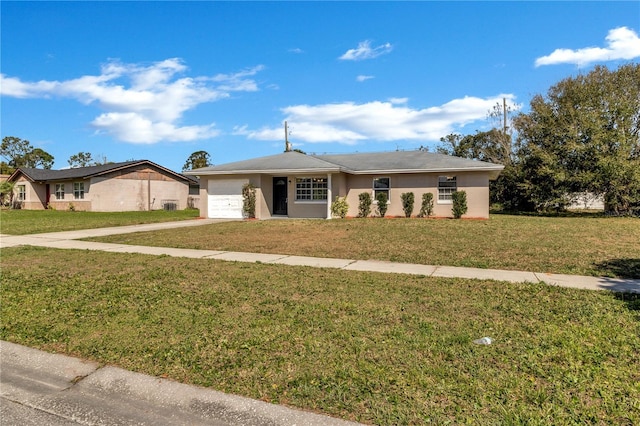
[284,121,291,152]
[503,97,508,134]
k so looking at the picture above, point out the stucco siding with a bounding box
[342,172,491,218]
[196,170,493,220]
[87,167,189,211]
[12,177,46,209]
[46,180,92,211]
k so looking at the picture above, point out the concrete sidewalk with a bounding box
[1,219,638,293]
[0,341,361,426]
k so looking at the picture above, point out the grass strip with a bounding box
[0,209,200,235]
[88,214,640,278]
[2,246,639,424]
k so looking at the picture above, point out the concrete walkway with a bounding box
[1,219,638,293]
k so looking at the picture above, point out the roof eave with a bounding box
[186,167,342,176]
[346,166,505,175]
[89,160,190,182]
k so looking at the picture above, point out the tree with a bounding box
[513,64,640,213]
[69,152,94,168]
[1,136,32,169]
[25,148,54,169]
[183,151,212,171]
[0,180,15,207]
[1,136,55,170]
[438,129,513,165]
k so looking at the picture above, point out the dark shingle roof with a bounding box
[188,151,341,174]
[11,160,191,183]
[315,151,503,174]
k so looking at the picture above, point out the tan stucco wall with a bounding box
[199,171,492,219]
[13,177,47,210]
[14,165,192,212]
[87,167,190,211]
[45,180,91,211]
[343,172,491,219]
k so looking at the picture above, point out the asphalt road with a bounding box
[1,341,361,426]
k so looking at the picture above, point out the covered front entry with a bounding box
[272,177,287,215]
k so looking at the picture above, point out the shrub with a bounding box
[418,193,434,217]
[242,183,256,219]
[67,203,76,212]
[452,190,468,219]
[358,192,372,218]
[330,196,349,218]
[401,192,414,218]
[376,192,389,217]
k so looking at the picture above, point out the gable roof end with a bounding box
[8,160,191,183]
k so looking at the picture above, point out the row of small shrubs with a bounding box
[331,191,468,219]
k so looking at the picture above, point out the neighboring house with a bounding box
[7,160,199,211]
[567,192,605,210]
[186,150,504,219]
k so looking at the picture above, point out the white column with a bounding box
[326,173,332,219]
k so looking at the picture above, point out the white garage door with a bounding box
[208,179,247,218]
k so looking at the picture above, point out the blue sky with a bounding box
[2,1,639,172]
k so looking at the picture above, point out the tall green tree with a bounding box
[1,136,32,169]
[1,137,55,170]
[25,148,55,169]
[183,151,212,171]
[438,129,513,165]
[68,152,96,168]
[514,64,640,213]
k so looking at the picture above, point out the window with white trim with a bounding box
[373,177,390,201]
[295,177,327,201]
[16,185,26,201]
[438,176,457,202]
[73,182,85,200]
[55,184,65,200]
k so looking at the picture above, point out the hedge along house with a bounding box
[7,160,199,211]
[186,150,504,219]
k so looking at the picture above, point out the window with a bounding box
[295,177,327,201]
[373,177,390,201]
[73,182,85,199]
[55,184,65,200]
[438,176,457,202]
[16,185,26,201]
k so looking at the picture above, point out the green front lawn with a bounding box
[89,214,640,278]
[2,246,639,424]
[0,209,200,235]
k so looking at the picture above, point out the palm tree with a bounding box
[0,180,16,208]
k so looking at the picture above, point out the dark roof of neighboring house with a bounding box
[9,160,194,183]
[186,150,504,178]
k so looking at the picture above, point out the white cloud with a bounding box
[239,95,519,144]
[535,26,640,67]
[0,58,263,144]
[339,40,393,61]
[92,112,220,144]
[356,75,374,82]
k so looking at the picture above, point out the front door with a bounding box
[273,177,287,215]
